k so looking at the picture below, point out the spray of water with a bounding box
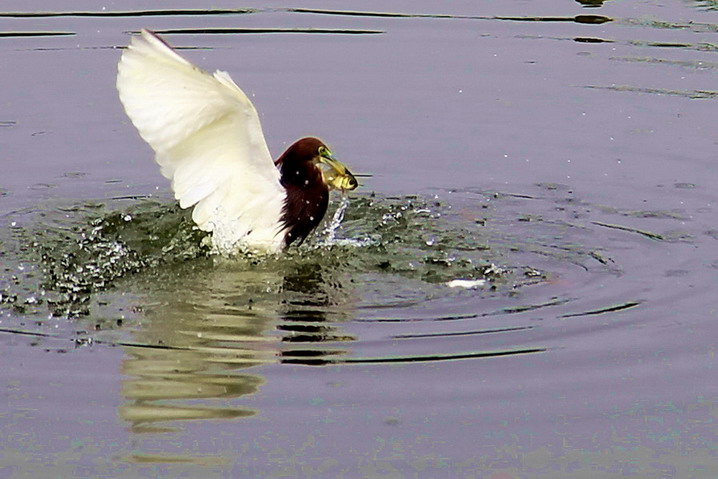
[321,194,351,244]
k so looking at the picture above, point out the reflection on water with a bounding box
[96,189,618,452]
[119,252,358,438]
[120,316,268,434]
[59,190,578,450]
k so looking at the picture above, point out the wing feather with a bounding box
[116,29,287,253]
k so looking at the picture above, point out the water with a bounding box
[2,1,718,477]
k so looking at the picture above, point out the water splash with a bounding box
[321,194,350,243]
[317,195,379,250]
[1,192,612,321]
[314,194,376,249]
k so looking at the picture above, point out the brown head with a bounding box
[275,137,358,247]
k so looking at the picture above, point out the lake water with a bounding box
[2,1,718,477]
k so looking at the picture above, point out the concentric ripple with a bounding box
[0,188,635,425]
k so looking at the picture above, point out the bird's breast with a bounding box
[280,183,329,247]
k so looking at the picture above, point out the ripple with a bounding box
[0,187,661,429]
[0,9,256,18]
[148,28,383,36]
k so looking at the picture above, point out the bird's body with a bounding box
[116,29,357,255]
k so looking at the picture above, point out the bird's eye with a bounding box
[318,145,331,158]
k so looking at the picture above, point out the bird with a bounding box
[116,29,358,255]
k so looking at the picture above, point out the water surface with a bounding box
[2,1,718,477]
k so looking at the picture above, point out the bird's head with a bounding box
[276,137,358,191]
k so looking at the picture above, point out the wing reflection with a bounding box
[119,308,271,434]
[119,257,357,433]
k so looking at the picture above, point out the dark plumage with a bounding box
[277,138,351,246]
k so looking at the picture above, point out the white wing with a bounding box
[116,29,287,253]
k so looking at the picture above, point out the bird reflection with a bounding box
[120,307,270,434]
[119,256,356,433]
[277,262,356,367]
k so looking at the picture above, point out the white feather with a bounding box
[116,29,287,254]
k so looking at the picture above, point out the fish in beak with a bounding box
[317,147,358,191]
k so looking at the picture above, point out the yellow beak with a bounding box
[318,155,359,191]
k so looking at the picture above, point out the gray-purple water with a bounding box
[2,1,718,477]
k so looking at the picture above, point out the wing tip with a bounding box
[137,28,170,51]
[121,28,190,67]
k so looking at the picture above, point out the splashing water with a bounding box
[319,194,351,245]
[0,190,620,321]
[315,195,377,249]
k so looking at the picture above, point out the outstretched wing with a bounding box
[116,29,286,252]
